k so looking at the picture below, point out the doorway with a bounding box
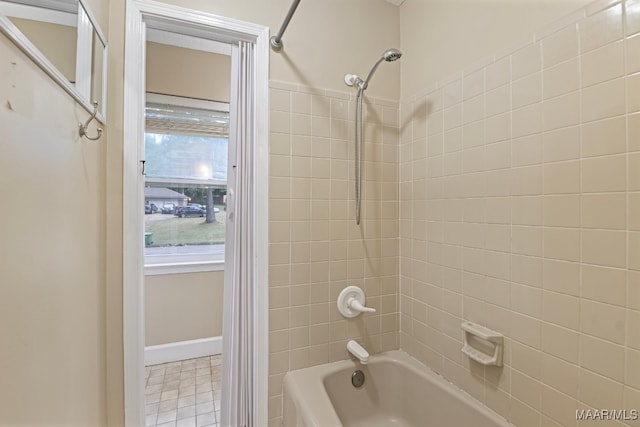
[143,90,230,425]
[123,1,269,425]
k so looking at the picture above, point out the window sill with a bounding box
[144,260,224,276]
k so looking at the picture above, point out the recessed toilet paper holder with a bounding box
[461,321,504,366]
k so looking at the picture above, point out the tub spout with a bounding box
[347,340,369,364]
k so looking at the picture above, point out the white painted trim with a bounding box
[79,0,108,118]
[99,43,107,118]
[146,92,230,112]
[6,0,77,14]
[124,1,269,426]
[144,260,224,276]
[133,0,261,44]
[123,2,146,426]
[253,24,270,427]
[0,2,76,26]
[145,337,222,366]
[147,28,231,56]
[75,5,91,99]
[144,177,227,187]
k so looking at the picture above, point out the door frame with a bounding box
[123,1,269,425]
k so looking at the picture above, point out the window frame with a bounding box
[143,92,229,275]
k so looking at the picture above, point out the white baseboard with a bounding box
[145,336,222,366]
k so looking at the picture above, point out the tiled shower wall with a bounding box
[267,82,399,425]
[400,1,640,426]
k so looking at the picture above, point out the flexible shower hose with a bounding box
[355,87,364,225]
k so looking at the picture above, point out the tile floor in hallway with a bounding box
[145,355,222,427]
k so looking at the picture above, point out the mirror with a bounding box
[0,0,107,121]
[91,27,104,110]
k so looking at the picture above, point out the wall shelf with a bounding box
[461,321,504,366]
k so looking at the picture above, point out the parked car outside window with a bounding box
[175,205,205,217]
[145,203,158,214]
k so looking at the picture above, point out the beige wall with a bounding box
[105,0,126,423]
[145,271,225,346]
[10,18,77,82]
[400,0,592,97]
[146,42,231,102]
[156,0,401,100]
[0,32,107,425]
[399,1,640,425]
[6,0,640,425]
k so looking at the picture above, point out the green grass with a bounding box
[146,208,226,247]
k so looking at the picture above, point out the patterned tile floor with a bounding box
[145,355,222,427]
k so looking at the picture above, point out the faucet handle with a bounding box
[337,286,375,318]
[348,297,376,313]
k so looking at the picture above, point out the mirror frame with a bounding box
[0,0,107,123]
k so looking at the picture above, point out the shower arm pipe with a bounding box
[270,0,301,52]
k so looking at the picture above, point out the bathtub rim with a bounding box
[282,349,513,427]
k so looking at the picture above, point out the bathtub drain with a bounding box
[351,370,365,388]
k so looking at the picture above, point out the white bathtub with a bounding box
[283,350,513,427]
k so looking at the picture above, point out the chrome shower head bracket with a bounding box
[344,73,359,87]
[344,73,366,90]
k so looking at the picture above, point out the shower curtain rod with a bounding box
[270,0,301,52]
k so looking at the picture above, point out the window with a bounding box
[143,93,229,272]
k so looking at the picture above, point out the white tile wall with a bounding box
[267,1,640,426]
[400,1,640,426]
[268,82,399,426]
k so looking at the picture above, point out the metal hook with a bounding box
[79,101,103,141]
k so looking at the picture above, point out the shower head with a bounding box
[383,48,402,62]
[346,47,402,225]
[362,48,402,89]
[344,48,403,91]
